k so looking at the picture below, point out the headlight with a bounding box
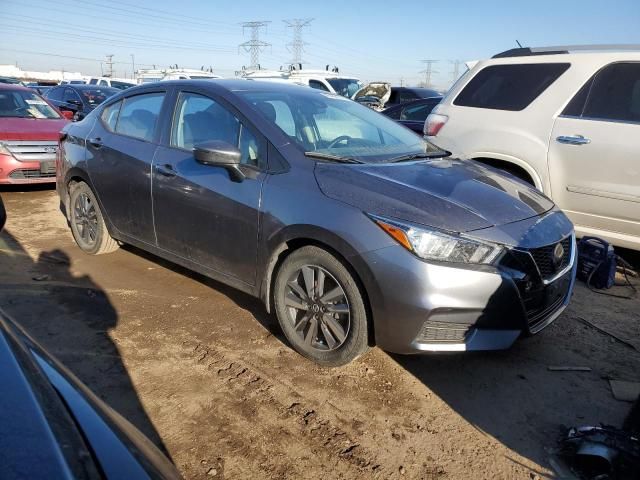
[370,214,503,264]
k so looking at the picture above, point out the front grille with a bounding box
[3,140,58,162]
[416,321,471,343]
[499,235,574,332]
[8,169,56,179]
[529,237,572,280]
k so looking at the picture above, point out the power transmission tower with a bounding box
[104,54,114,77]
[420,59,438,88]
[239,21,271,69]
[283,18,313,65]
[450,59,463,85]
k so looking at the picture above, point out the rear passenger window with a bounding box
[454,63,570,111]
[400,101,438,121]
[399,90,418,102]
[101,101,121,131]
[309,80,330,92]
[582,63,640,122]
[115,93,164,142]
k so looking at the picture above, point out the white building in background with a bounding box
[0,64,88,83]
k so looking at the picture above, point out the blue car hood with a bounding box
[314,158,554,233]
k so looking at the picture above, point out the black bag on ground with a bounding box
[577,236,617,289]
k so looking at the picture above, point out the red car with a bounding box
[0,83,70,184]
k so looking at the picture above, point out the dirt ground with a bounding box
[0,187,638,480]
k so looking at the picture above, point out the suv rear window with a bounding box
[454,63,570,111]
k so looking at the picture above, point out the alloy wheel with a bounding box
[73,192,98,247]
[284,265,351,351]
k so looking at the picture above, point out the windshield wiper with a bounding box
[389,151,449,163]
[304,151,364,164]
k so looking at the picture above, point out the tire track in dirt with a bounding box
[181,340,390,479]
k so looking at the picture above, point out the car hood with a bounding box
[0,118,68,141]
[314,158,554,233]
[353,82,391,104]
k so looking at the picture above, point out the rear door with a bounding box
[87,90,168,245]
[549,62,640,240]
[152,89,266,285]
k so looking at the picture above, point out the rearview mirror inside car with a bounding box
[194,141,245,182]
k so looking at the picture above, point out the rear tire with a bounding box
[274,246,369,367]
[69,182,119,255]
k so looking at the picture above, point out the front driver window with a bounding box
[171,92,261,167]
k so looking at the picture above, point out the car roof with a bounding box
[63,84,118,91]
[0,83,30,92]
[138,78,316,95]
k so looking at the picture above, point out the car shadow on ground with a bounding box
[121,243,288,343]
[0,229,173,460]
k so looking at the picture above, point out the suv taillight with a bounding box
[424,113,448,137]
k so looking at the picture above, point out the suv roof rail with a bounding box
[492,44,640,58]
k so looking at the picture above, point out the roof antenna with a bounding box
[516,40,523,48]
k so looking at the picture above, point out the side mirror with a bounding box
[194,141,245,182]
[61,110,74,120]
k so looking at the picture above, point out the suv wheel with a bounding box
[274,246,369,366]
[69,182,119,255]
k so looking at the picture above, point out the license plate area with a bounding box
[40,161,56,174]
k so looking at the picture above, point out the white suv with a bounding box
[427,45,640,250]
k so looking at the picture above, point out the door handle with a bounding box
[556,135,591,145]
[155,163,176,177]
[88,137,103,148]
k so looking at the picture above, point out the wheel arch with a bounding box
[260,226,377,346]
[471,154,542,189]
[62,167,94,220]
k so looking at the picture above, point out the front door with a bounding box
[152,90,266,285]
[549,62,640,241]
[87,91,167,245]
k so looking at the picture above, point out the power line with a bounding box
[0,24,236,54]
[1,13,238,51]
[283,18,313,65]
[239,21,271,69]
[420,60,438,88]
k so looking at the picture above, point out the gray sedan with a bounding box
[57,80,576,366]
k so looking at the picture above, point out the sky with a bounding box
[1,0,639,89]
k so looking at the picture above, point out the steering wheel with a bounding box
[327,135,353,149]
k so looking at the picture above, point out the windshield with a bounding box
[109,81,134,90]
[0,89,61,119]
[79,88,118,106]
[240,89,447,164]
[326,78,363,98]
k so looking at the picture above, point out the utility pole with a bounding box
[283,18,313,65]
[420,59,438,88]
[131,54,135,79]
[105,54,114,77]
[239,21,271,69]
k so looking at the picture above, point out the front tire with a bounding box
[274,246,369,367]
[69,182,119,255]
